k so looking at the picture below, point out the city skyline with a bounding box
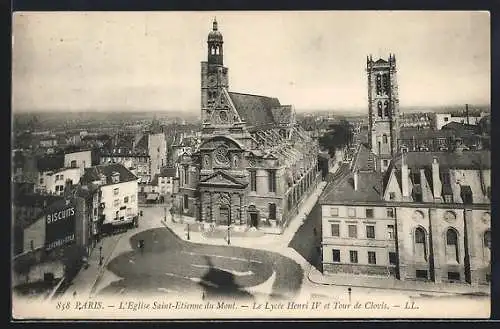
[12,11,490,113]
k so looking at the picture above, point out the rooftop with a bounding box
[80,163,137,185]
[36,154,64,172]
[398,151,490,171]
[320,171,384,204]
[399,127,475,140]
[228,92,281,129]
[159,167,177,177]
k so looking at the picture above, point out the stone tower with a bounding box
[200,18,233,129]
[366,54,400,172]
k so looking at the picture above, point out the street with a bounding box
[96,226,303,300]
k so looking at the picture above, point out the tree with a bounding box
[319,120,354,157]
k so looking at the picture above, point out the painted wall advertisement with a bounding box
[45,205,76,251]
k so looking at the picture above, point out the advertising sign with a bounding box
[45,204,76,251]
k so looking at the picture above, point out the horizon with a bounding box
[13,12,490,113]
[13,103,491,119]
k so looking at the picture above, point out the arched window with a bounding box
[377,101,383,117]
[383,101,389,117]
[383,134,388,144]
[446,228,459,263]
[415,227,427,260]
[484,230,491,249]
[484,230,491,264]
[376,74,382,95]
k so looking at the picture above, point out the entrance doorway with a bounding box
[219,206,230,226]
[250,213,258,227]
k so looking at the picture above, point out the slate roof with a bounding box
[135,134,149,150]
[36,154,65,172]
[399,128,457,140]
[159,167,177,177]
[13,193,64,208]
[80,163,137,185]
[270,105,293,125]
[396,151,490,170]
[228,92,281,128]
[354,143,376,172]
[321,171,384,204]
[150,174,159,186]
[441,122,479,133]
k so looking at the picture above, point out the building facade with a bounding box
[320,55,490,286]
[366,55,401,173]
[320,150,491,286]
[80,163,139,233]
[434,110,488,130]
[173,19,321,234]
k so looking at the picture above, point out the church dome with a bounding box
[208,18,223,42]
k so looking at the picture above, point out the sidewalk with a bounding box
[60,234,123,299]
[307,266,491,296]
[160,181,328,252]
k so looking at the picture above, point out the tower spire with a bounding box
[213,17,218,31]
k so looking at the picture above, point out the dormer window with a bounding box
[111,172,120,184]
[461,185,473,204]
[100,174,107,185]
[411,172,421,185]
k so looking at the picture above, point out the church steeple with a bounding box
[207,17,223,65]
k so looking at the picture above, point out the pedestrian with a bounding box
[73,291,77,298]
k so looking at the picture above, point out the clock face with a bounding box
[443,211,456,223]
[208,76,217,87]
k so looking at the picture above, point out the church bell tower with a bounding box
[366,54,400,172]
[201,18,231,127]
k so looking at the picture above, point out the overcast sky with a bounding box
[12,11,490,113]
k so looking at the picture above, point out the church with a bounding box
[173,19,321,234]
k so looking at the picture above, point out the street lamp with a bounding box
[99,246,103,266]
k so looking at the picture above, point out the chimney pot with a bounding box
[354,170,359,191]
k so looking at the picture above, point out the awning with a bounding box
[146,193,159,201]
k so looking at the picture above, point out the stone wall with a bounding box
[323,263,397,277]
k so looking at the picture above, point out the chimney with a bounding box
[432,157,442,200]
[465,104,469,125]
[354,170,359,191]
[401,154,409,198]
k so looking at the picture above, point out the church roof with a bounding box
[271,105,293,125]
[228,92,281,129]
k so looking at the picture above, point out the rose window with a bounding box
[214,146,229,165]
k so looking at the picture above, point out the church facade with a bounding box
[173,19,321,233]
